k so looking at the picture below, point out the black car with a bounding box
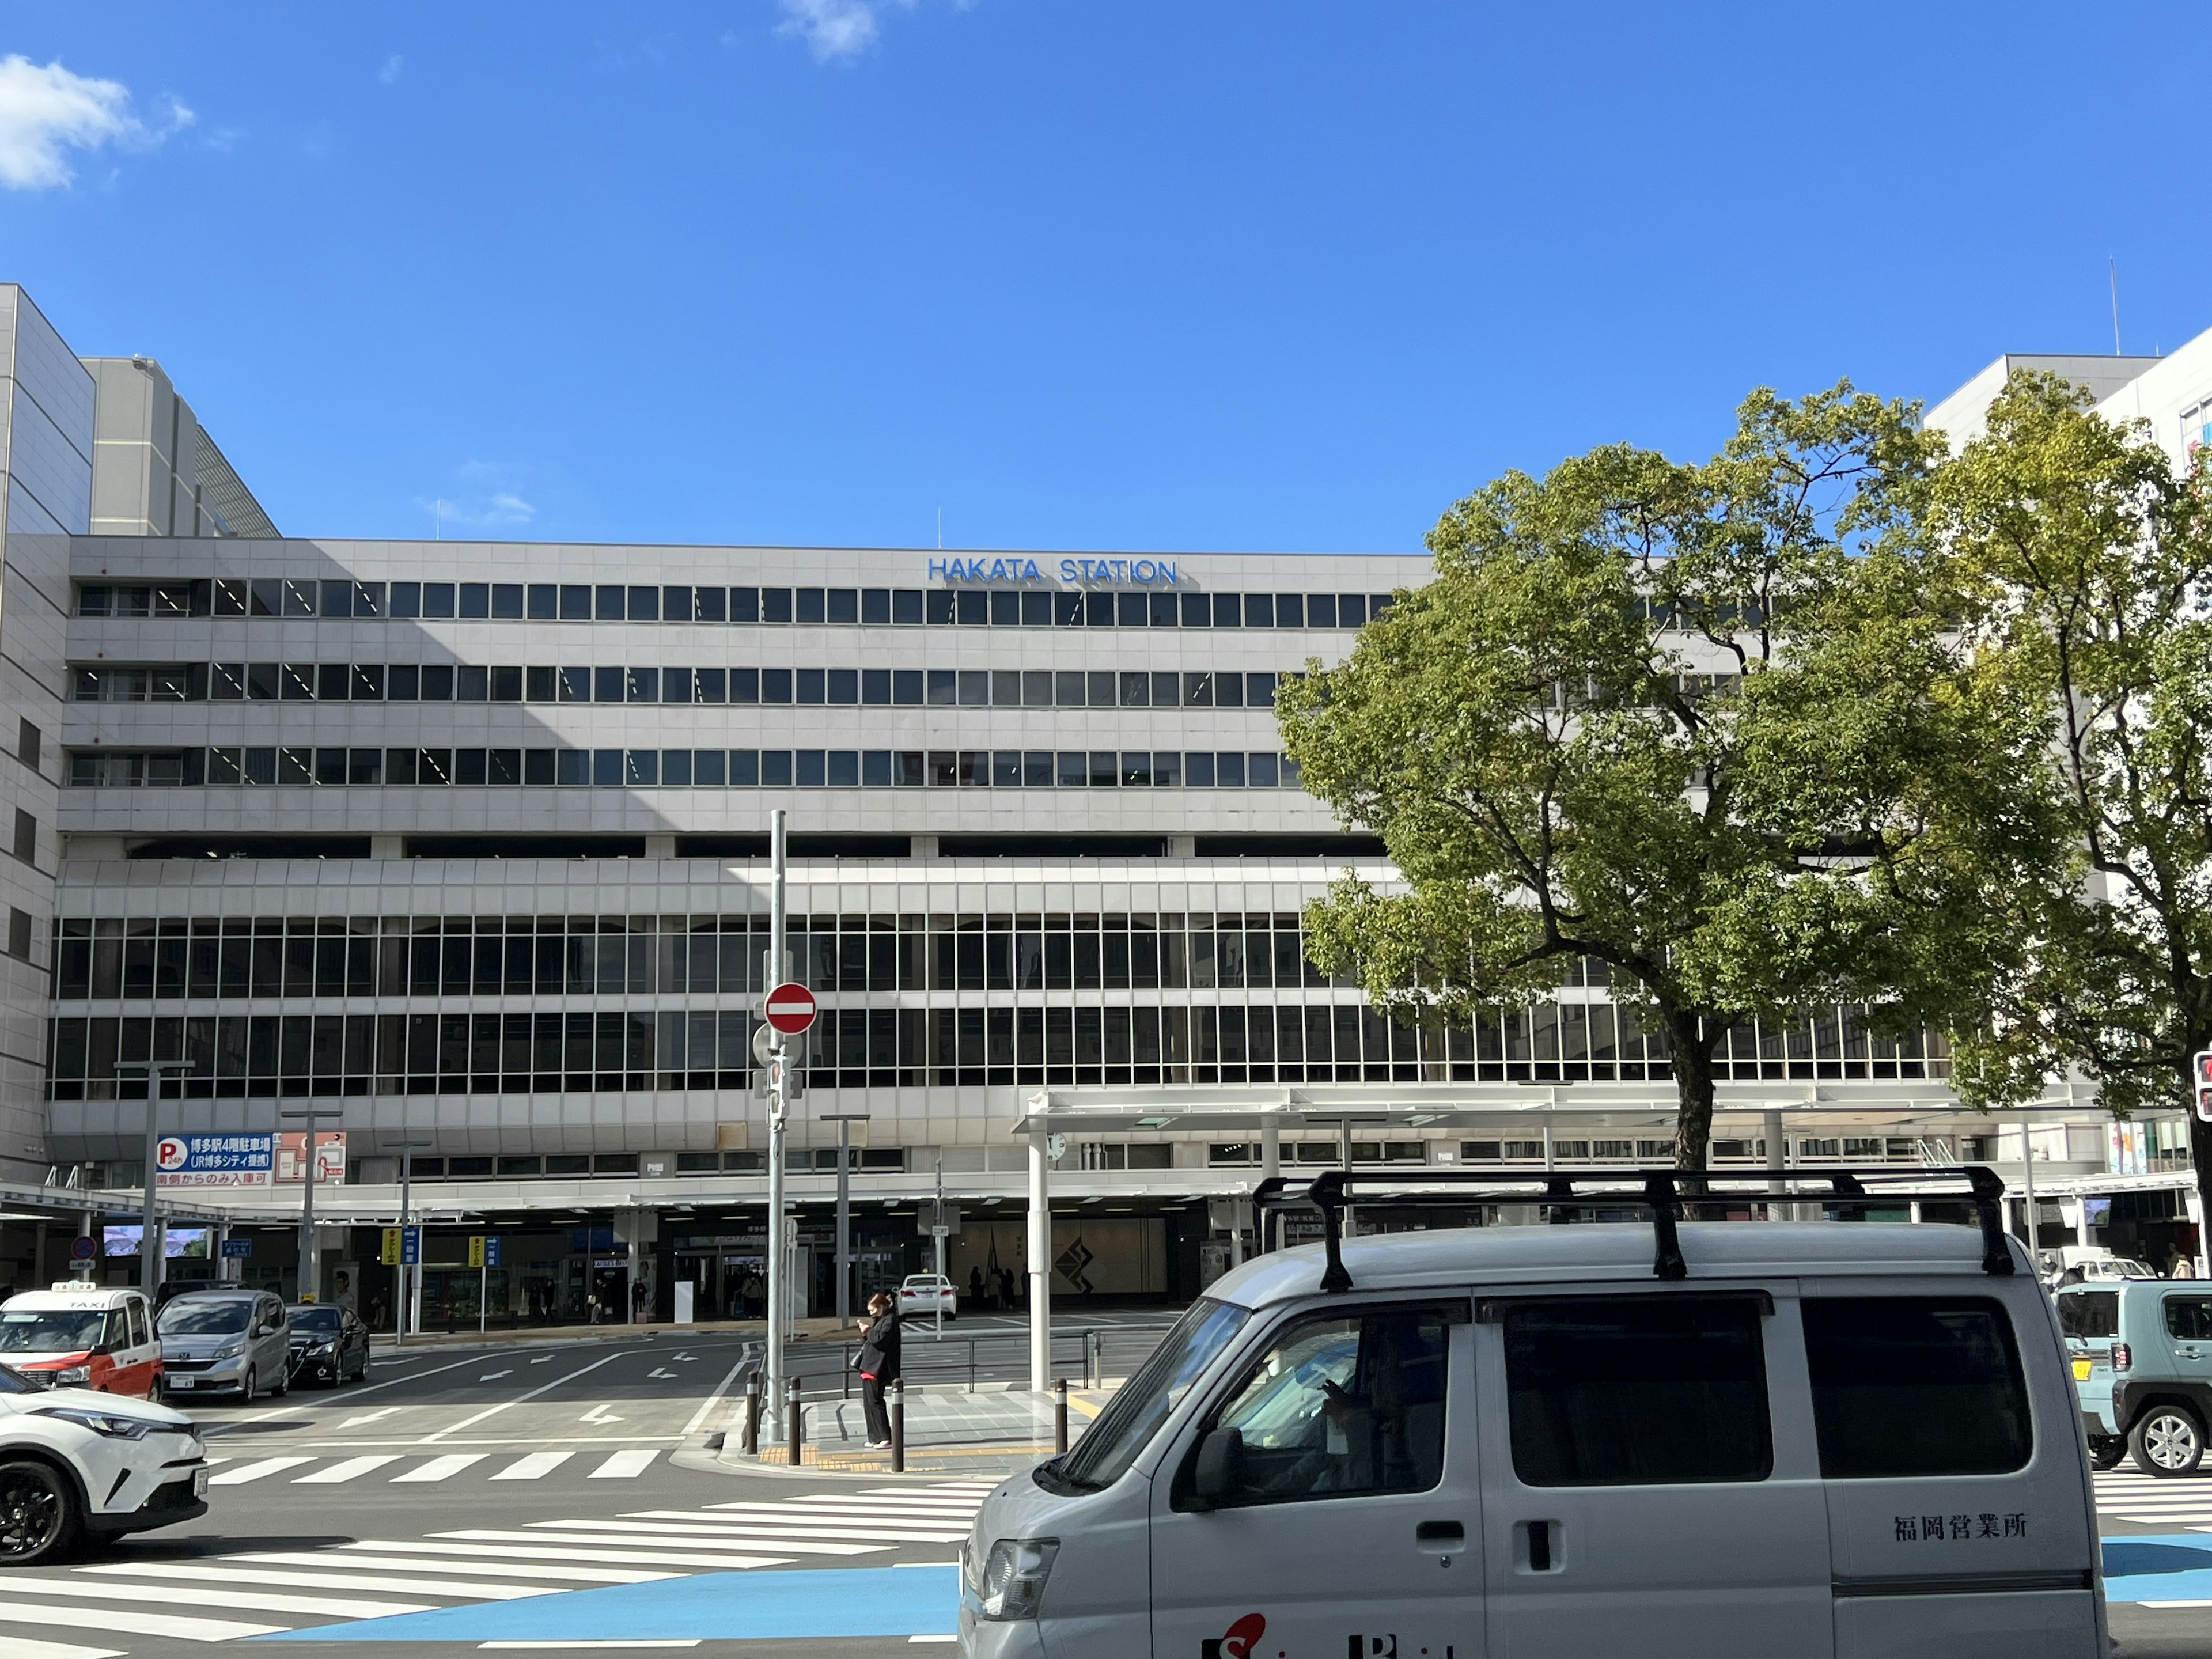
[284,1304,369,1387]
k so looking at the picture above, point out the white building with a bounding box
[0,283,2194,1323]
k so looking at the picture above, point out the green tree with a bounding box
[1933,372,2212,1230]
[1278,386,2063,1171]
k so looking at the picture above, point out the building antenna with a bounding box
[2110,257,2123,355]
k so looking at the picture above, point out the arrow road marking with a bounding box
[581,1402,624,1423]
[480,1370,514,1381]
[336,1407,402,1431]
[531,1354,556,1363]
[671,1353,697,1362]
[646,1368,676,1380]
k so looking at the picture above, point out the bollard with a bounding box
[1054,1377,1069,1455]
[742,1373,761,1456]
[787,1377,805,1467]
[890,1377,906,1474]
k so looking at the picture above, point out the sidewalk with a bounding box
[717,1381,1116,1476]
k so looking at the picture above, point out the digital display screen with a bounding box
[102,1225,213,1259]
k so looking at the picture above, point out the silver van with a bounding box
[156,1289,291,1401]
[960,1168,2101,1659]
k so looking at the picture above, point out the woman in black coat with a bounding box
[856,1291,902,1448]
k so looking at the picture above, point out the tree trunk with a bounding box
[1664,1007,1721,1173]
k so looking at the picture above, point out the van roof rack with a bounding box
[1249,1165,2013,1293]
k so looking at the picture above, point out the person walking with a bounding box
[855,1290,902,1450]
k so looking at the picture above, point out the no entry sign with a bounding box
[764,982,818,1035]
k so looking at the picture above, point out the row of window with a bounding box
[77,579,1395,631]
[44,1001,1951,1097]
[55,912,1335,998]
[1207,1136,1939,1165]
[1178,1296,2025,1509]
[72,663,1297,709]
[69,748,1306,791]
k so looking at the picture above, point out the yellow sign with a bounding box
[380,1228,402,1266]
[468,1234,486,1268]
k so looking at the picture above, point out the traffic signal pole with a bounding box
[765,808,788,1444]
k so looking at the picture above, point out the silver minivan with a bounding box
[960,1169,2101,1659]
[156,1289,291,1401]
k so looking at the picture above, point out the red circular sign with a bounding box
[764,982,818,1035]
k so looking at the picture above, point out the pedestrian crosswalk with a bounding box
[2096,1467,2212,1526]
[204,1447,662,1486]
[0,1479,995,1655]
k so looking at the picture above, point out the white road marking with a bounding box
[296,1454,403,1484]
[671,1352,697,1362]
[336,1406,404,1430]
[907,1638,958,1645]
[425,1349,635,1442]
[78,1560,563,1600]
[297,1349,490,1400]
[590,1449,658,1478]
[252,1549,672,1586]
[0,1574,433,1619]
[646,1368,676,1380]
[620,1512,969,1543]
[416,1537,790,1571]
[481,1370,514,1381]
[0,1597,282,1641]
[580,1402,623,1424]
[394,1453,488,1482]
[531,1354,556,1363]
[680,1348,751,1436]
[532,1522,881,1556]
[210,1455,315,1484]
[479,1644,700,1651]
[2,1641,125,1659]
[493,1450,575,1480]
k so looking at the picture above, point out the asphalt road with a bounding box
[11,1323,2212,1657]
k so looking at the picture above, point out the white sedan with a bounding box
[0,1360,208,1565]
[897,1274,959,1319]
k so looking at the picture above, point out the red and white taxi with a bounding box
[0,1285,164,1397]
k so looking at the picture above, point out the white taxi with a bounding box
[0,1286,163,1397]
[0,1358,207,1564]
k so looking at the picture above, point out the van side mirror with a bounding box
[1192,1426,1244,1506]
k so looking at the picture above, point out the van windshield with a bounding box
[1042,1297,1248,1494]
[158,1300,252,1336]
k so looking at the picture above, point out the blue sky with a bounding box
[3,3,2209,552]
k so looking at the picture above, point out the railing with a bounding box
[782,1321,1175,1401]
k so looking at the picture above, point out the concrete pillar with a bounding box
[1028,1129,1051,1395]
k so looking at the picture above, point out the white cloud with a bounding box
[378,55,403,86]
[777,0,919,61]
[416,488,537,532]
[0,54,192,190]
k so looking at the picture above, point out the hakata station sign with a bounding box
[764,982,818,1036]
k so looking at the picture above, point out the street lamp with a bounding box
[381,1137,433,1343]
[819,1113,871,1324]
[279,1106,345,1304]
[113,1059,196,1302]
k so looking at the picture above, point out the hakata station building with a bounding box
[0,279,2202,1329]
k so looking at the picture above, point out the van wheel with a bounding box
[2130,1406,2206,1476]
[0,1459,82,1566]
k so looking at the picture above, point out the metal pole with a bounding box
[1764,1108,1786,1221]
[2020,1112,2041,1269]
[1054,1377,1069,1455]
[786,1376,804,1466]
[889,1377,905,1472]
[282,1106,342,1302]
[400,1154,410,1341]
[933,1153,946,1339]
[819,1116,869,1323]
[1028,1127,1051,1394]
[766,808,789,1440]
[117,1059,193,1302]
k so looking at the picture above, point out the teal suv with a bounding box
[2058,1279,2212,1475]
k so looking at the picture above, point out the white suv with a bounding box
[0,1359,208,1565]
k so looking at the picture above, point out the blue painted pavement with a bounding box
[255,1563,960,1643]
[2105,1535,2212,1604]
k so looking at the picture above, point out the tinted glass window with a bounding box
[2057,1290,2119,1340]
[1505,1296,1771,1486]
[159,1299,252,1336]
[1802,1297,2030,1478]
[2167,1296,2212,1342]
[1201,1305,1449,1505]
